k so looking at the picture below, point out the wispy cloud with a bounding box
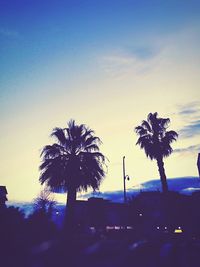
[101,25,200,82]
[178,102,200,117]
[100,46,159,79]
[179,120,200,138]
[179,109,198,116]
[125,46,158,60]
[177,102,200,138]
[174,144,200,154]
[0,28,20,38]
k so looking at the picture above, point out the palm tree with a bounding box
[135,112,178,193]
[39,120,106,229]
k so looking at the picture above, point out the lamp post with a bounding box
[123,156,130,203]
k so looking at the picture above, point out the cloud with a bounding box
[179,121,200,138]
[177,102,200,138]
[0,28,20,38]
[179,109,198,116]
[100,25,200,82]
[178,102,200,117]
[100,46,159,79]
[174,144,200,154]
[79,177,200,202]
[126,46,158,60]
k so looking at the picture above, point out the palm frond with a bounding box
[85,136,101,146]
[141,120,151,132]
[51,128,66,146]
[85,144,100,152]
[135,126,148,136]
[40,144,65,159]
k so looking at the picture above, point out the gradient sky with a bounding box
[1,0,200,202]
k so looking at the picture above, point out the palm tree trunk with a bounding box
[64,185,77,233]
[157,157,168,193]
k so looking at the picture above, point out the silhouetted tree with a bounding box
[135,112,178,193]
[33,187,56,218]
[39,120,106,230]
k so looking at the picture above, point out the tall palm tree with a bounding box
[135,112,178,193]
[39,120,106,229]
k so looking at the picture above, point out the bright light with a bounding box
[139,213,143,217]
[106,226,124,230]
[157,226,160,230]
[106,226,114,230]
[174,229,183,234]
[89,227,96,233]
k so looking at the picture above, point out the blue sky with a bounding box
[1,0,199,84]
[1,0,200,202]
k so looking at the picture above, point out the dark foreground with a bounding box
[1,231,200,267]
[2,191,200,267]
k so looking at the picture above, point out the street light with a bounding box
[123,156,130,203]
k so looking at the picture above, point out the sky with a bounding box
[0,0,200,202]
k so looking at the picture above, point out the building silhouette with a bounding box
[0,186,7,208]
